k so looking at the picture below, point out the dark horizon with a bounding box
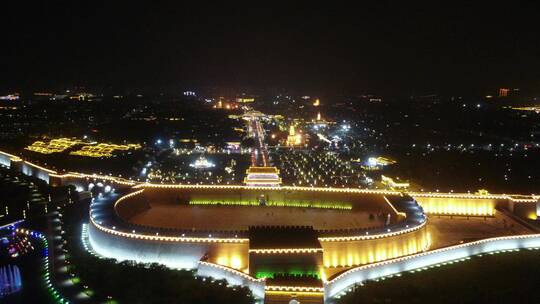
[2,2,540,95]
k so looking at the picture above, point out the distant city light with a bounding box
[190,156,215,169]
[0,94,20,101]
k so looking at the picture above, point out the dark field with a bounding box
[338,249,540,304]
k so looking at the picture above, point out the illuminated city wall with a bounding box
[324,234,540,302]
[509,201,538,220]
[49,175,87,190]
[0,151,12,167]
[13,161,51,184]
[48,173,136,191]
[88,223,249,270]
[140,186,398,214]
[413,196,502,216]
[110,187,430,277]
[197,261,266,300]
[250,251,324,279]
[99,187,428,276]
[115,192,150,219]
[0,150,53,184]
[320,224,429,273]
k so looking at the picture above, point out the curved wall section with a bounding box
[324,234,540,302]
[92,188,430,276]
[319,195,429,271]
[89,222,206,269]
[320,225,429,269]
[88,222,249,270]
[115,192,150,220]
[197,261,266,300]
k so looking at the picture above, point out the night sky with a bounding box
[2,2,540,94]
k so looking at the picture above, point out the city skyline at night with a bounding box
[2,2,540,304]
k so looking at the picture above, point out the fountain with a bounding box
[0,264,22,297]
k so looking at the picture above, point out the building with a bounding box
[189,155,216,169]
[236,97,255,103]
[309,112,334,128]
[244,167,282,187]
[362,156,397,170]
[499,88,510,97]
[87,185,428,302]
[381,175,410,190]
[286,125,303,147]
